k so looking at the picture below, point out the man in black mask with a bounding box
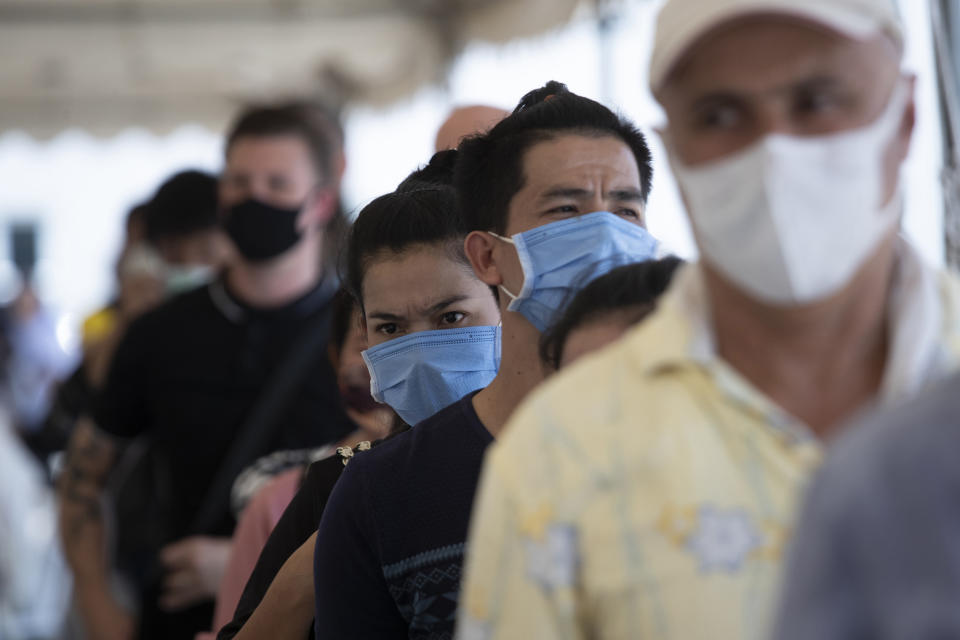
[57,102,354,640]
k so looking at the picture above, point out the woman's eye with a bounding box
[376,323,398,335]
[440,312,465,325]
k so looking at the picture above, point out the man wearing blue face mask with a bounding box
[309,83,656,639]
[457,1,960,639]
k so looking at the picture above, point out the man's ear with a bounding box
[299,185,337,231]
[464,230,503,287]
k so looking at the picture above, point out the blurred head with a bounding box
[145,170,230,270]
[328,288,394,439]
[652,0,912,306]
[220,102,345,265]
[457,81,656,330]
[434,105,509,152]
[540,257,683,369]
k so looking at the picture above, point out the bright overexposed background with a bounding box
[0,0,944,341]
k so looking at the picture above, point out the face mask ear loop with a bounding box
[487,231,522,304]
[360,349,384,403]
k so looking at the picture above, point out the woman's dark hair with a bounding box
[539,256,683,369]
[344,188,467,306]
[397,149,458,192]
[455,80,654,234]
[329,287,357,357]
[343,150,468,307]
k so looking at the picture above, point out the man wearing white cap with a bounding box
[456,1,960,638]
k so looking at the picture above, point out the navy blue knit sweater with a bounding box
[313,392,492,639]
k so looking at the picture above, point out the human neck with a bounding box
[708,237,898,438]
[472,311,545,439]
[226,236,323,309]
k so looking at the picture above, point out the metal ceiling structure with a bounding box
[0,0,582,137]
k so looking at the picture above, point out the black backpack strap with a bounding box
[187,311,333,536]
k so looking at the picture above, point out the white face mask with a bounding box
[165,264,216,294]
[666,80,909,306]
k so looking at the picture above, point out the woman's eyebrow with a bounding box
[366,310,404,322]
[425,295,471,315]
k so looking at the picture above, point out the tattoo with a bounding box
[59,420,117,537]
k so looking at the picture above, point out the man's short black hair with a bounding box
[455,80,653,234]
[539,256,683,369]
[144,170,218,243]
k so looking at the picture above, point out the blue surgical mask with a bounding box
[362,325,501,427]
[490,211,659,332]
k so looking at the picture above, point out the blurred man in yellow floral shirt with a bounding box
[457,1,960,638]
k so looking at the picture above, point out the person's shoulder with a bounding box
[348,398,479,474]
[826,372,960,492]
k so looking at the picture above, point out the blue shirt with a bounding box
[313,392,492,639]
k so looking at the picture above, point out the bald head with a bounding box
[434,105,509,152]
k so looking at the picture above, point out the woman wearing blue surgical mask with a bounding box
[347,188,502,428]
[222,151,501,640]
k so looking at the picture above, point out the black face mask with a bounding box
[223,197,303,262]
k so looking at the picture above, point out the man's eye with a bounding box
[548,205,578,214]
[440,312,465,325]
[795,91,839,116]
[376,323,398,335]
[697,104,742,131]
[616,208,640,219]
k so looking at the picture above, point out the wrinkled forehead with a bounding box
[656,14,900,100]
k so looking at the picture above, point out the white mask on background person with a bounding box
[665,79,909,306]
[165,264,215,295]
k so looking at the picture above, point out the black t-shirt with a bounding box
[216,452,346,640]
[313,392,492,639]
[95,277,353,638]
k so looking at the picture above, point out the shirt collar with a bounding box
[633,236,954,436]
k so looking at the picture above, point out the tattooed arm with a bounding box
[57,417,134,640]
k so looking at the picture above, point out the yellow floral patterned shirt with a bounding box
[457,241,960,640]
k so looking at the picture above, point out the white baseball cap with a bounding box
[649,0,903,91]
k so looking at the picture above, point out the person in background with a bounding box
[434,105,509,152]
[457,1,960,638]
[309,80,657,639]
[539,256,682,371]
[58,101,352,640]
[142,170,231,294]
[222,152,501,640]
[196,288,392,640]
[0,409,71,639]
[34,171,230,466]
[774,370,960,639]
